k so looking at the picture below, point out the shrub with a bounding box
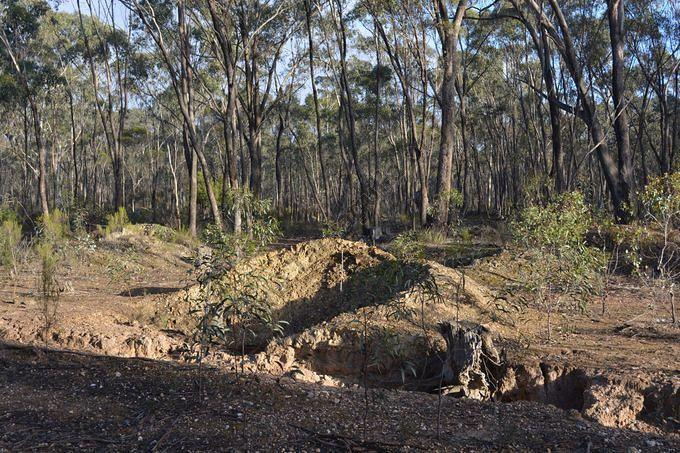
[391,231,424,261]
[248,197,281,247]
[223,189,281,246]
[0,207,18,224]
[640,172,680,228]
[513,192,605,339]
[39,209,70,245]
[103,207,130,236]
[416,227,449,245]
[187,240,284,377]
[36,241,60,341]
[514,191,591,251]
[321,220,346,238]
[430,189,464,225]
[202,224,246,266]
[640,173,680,324]
[0,217,22,274]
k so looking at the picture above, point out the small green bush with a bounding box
[640,172,680,225]
[513,192,605,338]
[321,220,345,238]
[514,192,591,251]
[248,198,281,247]
[391,231,424,261]
[40,209,70,245]
[416,227,449,245]
[0,217,22,273]
[36,240,60,340]
[103,207,130,237]
[0,207,18,224]
[640,173,680,323]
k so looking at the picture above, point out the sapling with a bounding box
[0,216,22,302]
[36,241,60,343]
[640,173,680,324]
[513,192,604,341]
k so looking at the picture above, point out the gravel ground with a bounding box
[1,342,677,452]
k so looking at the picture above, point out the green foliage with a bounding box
[639,173,680,323]
[202,224,247,266]
[321,220,346,238]
[65,205,97,255]
[224,189,281,248]
[105,253,141,297]
[391,231,424,261]
[0,216,22,273]
[187,247,285,367]
[102,207,130,237]
[36,239,60,339]
[640,172,680,227]
[202,192,280,261]
[416,227,449,245]
[513,192,605,334]
[176,227,200,247]
[430,190,464,225]
[0,0,63,103]
[249,199,281,248]
[197,172,223,212]
[39,209,70,245]
[514,192,591,251]
[0,207,18,224]
[459,228,473,244]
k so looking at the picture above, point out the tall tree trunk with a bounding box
[183,125,198,236]
[30,99,49,216]
[434,0,467,226]
[527,0,630,221]
[540,26,564,194]
[372,20,382,228]
[305,0,330,218]
[206,0,241,233]
[68,88,79,204]
[335,0,371,232]
[608,0,634,212]
[178,0,222,230]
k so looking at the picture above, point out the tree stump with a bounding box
[438,322,503,400]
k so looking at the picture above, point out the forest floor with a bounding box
[0,225,678,451]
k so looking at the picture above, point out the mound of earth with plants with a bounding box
[150,238,678,434]
[155,238,499,378]
[1,231,677,437]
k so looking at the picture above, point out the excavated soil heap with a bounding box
[157,238,497,379]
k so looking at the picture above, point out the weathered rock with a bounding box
[582,379,644,428]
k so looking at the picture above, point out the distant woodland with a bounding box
[0,0,677,233]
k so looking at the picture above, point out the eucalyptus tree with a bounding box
[628,0,679,176]
[433,0,468,226]
[76,0,135,209]
[519,0,632,221]
[120,0,223,232]
[366,0,436,227]
[0,0,60,216]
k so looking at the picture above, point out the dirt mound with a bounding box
[156,238,499,381]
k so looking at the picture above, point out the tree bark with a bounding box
[434,0,467,226]
[608,0,634,211]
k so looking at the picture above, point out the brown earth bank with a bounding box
[0,229,678,450]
